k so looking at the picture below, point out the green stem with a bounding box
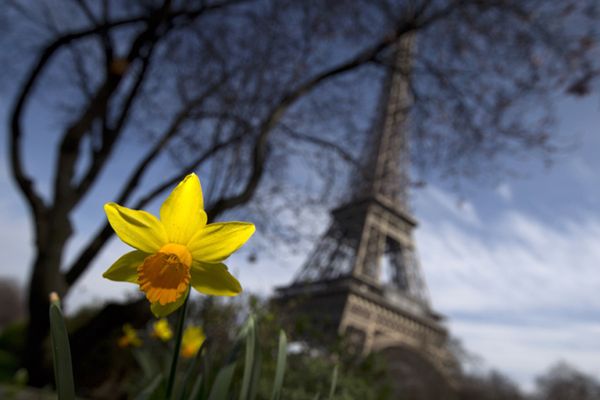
[166,294,190,400]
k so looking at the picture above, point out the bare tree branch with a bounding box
[8,16,151,226]
[279,123,360,169]
[73,43,156,201]
[8,0,251,224]
[207,13,435,216]
[64,131,245,285]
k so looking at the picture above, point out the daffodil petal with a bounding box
[104,203,167,253]
[160,173,207,245]
[188,222,255,263]
[150,289,189,318]
[190,262,242,296]
[102,250,148,283]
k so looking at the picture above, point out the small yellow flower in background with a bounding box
[102,173,255,317]
[180,326,205,358]
[152,318,173,341]
[118,324,142,348]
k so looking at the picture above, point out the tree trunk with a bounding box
[25,257,63,385]
[24,213,70,387]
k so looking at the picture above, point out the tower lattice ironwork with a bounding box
[275,37,457,397]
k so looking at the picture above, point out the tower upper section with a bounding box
[351,36,414,216]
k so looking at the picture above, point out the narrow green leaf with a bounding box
[198,347,212,400]
[133,373,164,400]
[49,298,75,400]
[238,316,256,400]
[327,365,339,400]
[179,340,208,400]
[132,348,160,379]
[248,348,262,400]
[187,374,203,400]
[207,362,237,400]
[270,331,287,400]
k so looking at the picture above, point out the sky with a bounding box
[2,73,600,395]
[414,97,600,390]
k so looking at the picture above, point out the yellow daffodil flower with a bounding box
[180,326,205,358]
[102,173,255,317]
[117,324,142,348]
[152,318,173,341]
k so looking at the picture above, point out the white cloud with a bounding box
[416,190,600,389]
[496,183,513,202]
[416,185,481,226]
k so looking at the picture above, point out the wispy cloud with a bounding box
[417,185,481,227]
[416,185,600,388]
[496,183,513,202]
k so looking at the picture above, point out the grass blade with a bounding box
[187,373,203,400]
[49,293,75,400]
[132,348,160,379]
[248,348,261,400]
[133,373,164,400]
[179,340,208,400]
[198,345,213,400]
[207,363,236,400]
[269,330,287,400]
[327,365,339,400]
[238,316,256,400]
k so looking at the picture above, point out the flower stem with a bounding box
[166,294,189,400]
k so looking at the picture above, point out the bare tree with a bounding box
[534,362,600,400]
[458,370,525,400]
[4,0,598,387]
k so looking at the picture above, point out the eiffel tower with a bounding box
[275,37,457,397]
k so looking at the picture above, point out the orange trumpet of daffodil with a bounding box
[102,173,254,317]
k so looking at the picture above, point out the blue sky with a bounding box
[413,96,600,389]
[1,86,600,392]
